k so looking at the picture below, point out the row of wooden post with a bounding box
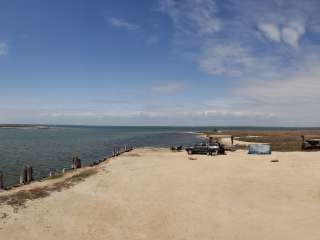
[112,145,133,157]
[0,145,134,190]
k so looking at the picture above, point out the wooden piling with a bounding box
[72,156,82,169]
[20,165,33,184]
[20,166,27,184]
[0,171,4,190]
[26,165,33,182]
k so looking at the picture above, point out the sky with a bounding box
[1,0,320,126]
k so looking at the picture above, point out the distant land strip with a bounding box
[0,124,49,129]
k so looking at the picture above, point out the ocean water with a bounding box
[0,126,207,187]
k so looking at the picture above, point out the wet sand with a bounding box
[1,148,320,240]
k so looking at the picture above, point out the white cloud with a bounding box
[258,23,281,42]
[225,60,320,124]
[159,0,221,36]
[159,0,319,76]
[109,17,140,31]
[281,22,305,49]
[258,21,305,48]
[0,42,8,56]
[236,67,320,107]
[199,43,256,76]
[151,82,186,94]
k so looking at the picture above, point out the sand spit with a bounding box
[1,148,320,240]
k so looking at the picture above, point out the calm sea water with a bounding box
[0,126,209,187]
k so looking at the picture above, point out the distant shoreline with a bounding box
[0,124,49,129]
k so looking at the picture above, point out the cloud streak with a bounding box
[199,43,256,76]
[258,23,281,42]
[109,17,140,31]
[0,42,8,56]
[159,0,221,37]
[151,82,186,94]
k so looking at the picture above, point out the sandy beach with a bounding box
[1,148,320,240]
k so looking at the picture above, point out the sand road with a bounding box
[1,148,320,240]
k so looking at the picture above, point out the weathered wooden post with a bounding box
[72,157,75,169]
[231,135,234,146]
[72,156,82,169]
[20,165,27,184]
[0,171,4,190]
[301,135,305,150]
[62,168,66,174]
[20,165,33,184]
[26,165,33,183]
[113,148,116,157]
[77,157,81,168]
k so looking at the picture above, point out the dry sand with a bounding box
[1,148,320,240]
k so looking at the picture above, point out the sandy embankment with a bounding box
[1,148,320,240]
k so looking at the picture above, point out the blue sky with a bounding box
[1,0,320,126]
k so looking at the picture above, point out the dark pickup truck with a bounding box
[185,143,225,155]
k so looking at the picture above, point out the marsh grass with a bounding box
[0,169,97,212]
[205,130,320,152]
